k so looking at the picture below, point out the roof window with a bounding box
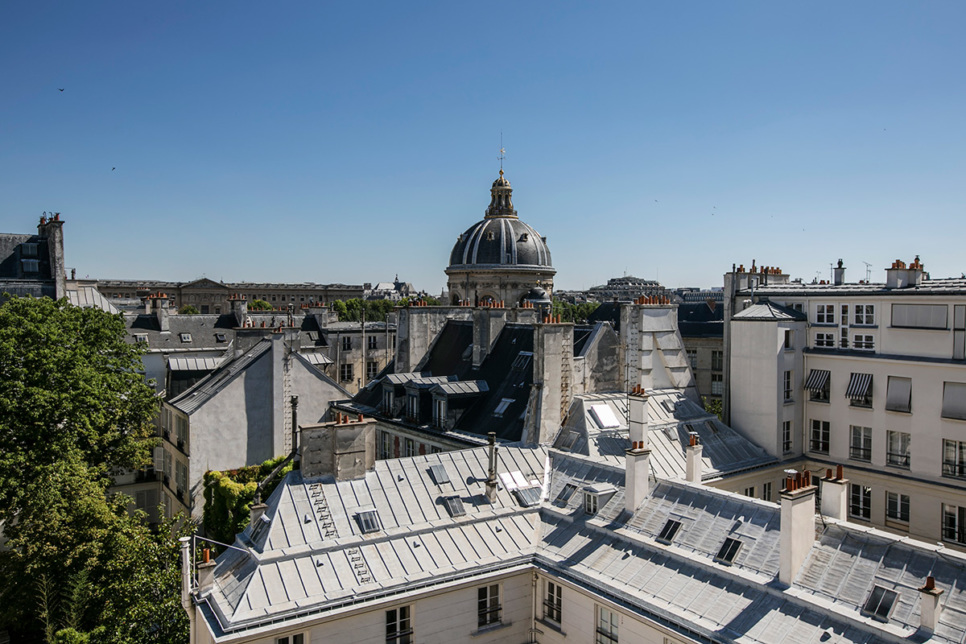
[179,333,192,343]
[514,486,542,508]
[589,404,620,429]
[133,334,148,345]
[443,496,466,517]
[863,586,898,622]
[429,463,451,486]
[356,509,382,534]
[555,483,578,504]
[656,519,683,544]
[493,398,514,417]
[215,332,227,342]
[715,537,742,565]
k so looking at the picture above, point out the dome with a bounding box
[447,171,553,270]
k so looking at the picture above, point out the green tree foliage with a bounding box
[202,455,292,548]
[702,396,723,421]
[331,298,408,322]
[178,304,199,314]
[0,296,187,642]
[551,299,600,323]
[249,298,272,311]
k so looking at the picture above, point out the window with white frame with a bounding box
[175,460,187,497]
[761,482,772,502]
[386,606,412,644]
[886,431,910,468]
[404,438,416,458]
[816,304,835,324]
[477,584,502,628]
[743,486,755,497]
[340,363,354,382]
[783,370,793,402]
[596,606,619,644]
[849,483,871,520]
[885,376,912,413]
[853,334,875,351]
[854,304,875,326]
[943,439,966,480]
[584,491,599,515]
[382,389,394,414]
[275,634,304,644]
[815,332,835,348]
[406,393,418,418]
[942,504,966,545]
[782,421,793,454]
[886,492,910,523]
[433,398,446,428]
[379,432,393,459]
[783,329,793,349]
[544,580,562,623]
[850,425,872,462]
[810,420,829,454]
[711,373,723,395]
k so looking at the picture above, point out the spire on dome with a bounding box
[485,170,517,218]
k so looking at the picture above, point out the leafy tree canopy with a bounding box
[178,304,199,315]
[202,455,292,548]
[0,296,187,643]
[249,298,272,311]
[331,298,408,322]
[551,298,600,323]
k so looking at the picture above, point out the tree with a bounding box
[0,296,187,642]
[249,298,272,311]
[202,455,293,548]
[702,396,723,421]
[178,304,199,314]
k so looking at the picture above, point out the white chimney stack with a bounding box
[685,433,702,484]
[819,465,848,521]
[779,471,817,586]
[919,576,944,633]
[628,385,649,447]
[625,385,651,513]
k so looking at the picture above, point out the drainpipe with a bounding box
[485,432,499,502]
[179,536,196,643]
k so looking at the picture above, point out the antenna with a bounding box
[862,261,872,282]
[497,131,506,171]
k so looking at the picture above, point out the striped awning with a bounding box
[846,372,873,400]
[804,369,830,392]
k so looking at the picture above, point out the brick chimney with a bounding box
[685,433,702,483]
[918,576,944,633]
[819,465,848,520]
[196,548,216,596]
[779,471,817,586]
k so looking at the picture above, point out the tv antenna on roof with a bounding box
[862,261,872,282]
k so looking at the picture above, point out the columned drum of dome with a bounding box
[446,171,555,306]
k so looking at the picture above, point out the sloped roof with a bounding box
[67,285,120,314]
[733,300,808,321]
[553,390,777,480]
[169,340,272,414]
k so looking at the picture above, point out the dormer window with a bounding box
[583,492,598,514]
[520,233,528,242]
[134,334,148,345]
[383,389,394,414]
[215,332,227,342]
[486,231,495,241]
[21,259,40,273]
[21,242,38,257]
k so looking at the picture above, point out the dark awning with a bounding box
[804,369,830,392]
[846,373,873,400]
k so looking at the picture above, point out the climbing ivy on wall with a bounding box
[202,455,292,548]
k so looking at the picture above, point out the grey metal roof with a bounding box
[167,356,227,371]
[168,341,272,414]
[299,351,333,366]
[733,300,808,321]
[739,277,966,297]
[553,390,777,480]
[67,285,120,314]
[432,380,489,396]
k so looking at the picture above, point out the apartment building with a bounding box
[724,258,966,548]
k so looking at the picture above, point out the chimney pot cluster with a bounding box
[480,300,506,309]
[542,314,564,323]
[734,262,783,275]
[630,384,647,397]
[634,295,670,305]
[784,470,813,492]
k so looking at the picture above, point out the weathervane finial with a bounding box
[498,131,506,172]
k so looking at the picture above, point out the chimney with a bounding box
[156,295,170,332]
[197,548,216,595]
[250,502,268,525]
[299,415,376,480]
[179,536,193,615]
[473,307,507,368]
[624,441,651,513]
[686,433,702,483]
[232,294,248,327]
[833,259,846,286]
[819,465,848,520]
[918,576,944,633]
[627,385,649,447]
[37,214,66,299]
[485,432,499,503]
[779,471,817,585]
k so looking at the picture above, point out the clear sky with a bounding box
[2,2,964,294]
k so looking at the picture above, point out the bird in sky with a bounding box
[112,167,116,171]
[58,88,64,92]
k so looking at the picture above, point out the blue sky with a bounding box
[2,2,964,293]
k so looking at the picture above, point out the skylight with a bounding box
[863,586,898,622]
[443,496,466,517]
[514,486,542,508]
[555,483,578,504]
[493,398,514,417]
[559,431,579,450]
[429,463,451,485]
[715,537,742,564]
[356,509,382,534]
[589,404,620,429]
[657,519,682,544]
[215,332,227,342]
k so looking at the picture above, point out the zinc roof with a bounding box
[168,341,272,414]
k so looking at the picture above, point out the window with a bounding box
[942,440,966,480]
[276,635,304,644]
[175,416,188,449]
[783,371,793,402]
[493,398,514,417]
[179,333,192,343]
[21,259,40,273]
[215,332,227,342]
[382,389,394,414]
[942,504,966,545]
[761,482,773,502]
[854,304,875,326]
[386,606,412,644]
[805,369,830,402]
[686,348,697,368]
[175,460,187,496]
[429,463,451,485]
[849,426,872,462]
[815,332,835,348]
[340,363,354,382]
[715,537,742,564]
[783,330,793,349]
[584,492,599,514]
[20,242,38,257]
[840,304,849,327]
[443,496,465,517]
[862,586,897,622]
[514,486,542,507]
[853,334,875,351]
[892,303,947,329]
[711,350,723,371]
[941,382,966,420]
[847,373,873,407]
[200,305,210,314]
[342,336,352,351]
[782,421,793,454]
[816,304,835,324]
[790,302,804,312]
[356,509,382,533]
[367,361,379,380]
[380,432,393,459]
[656,519,682,544]
[849,483,871,520]
[596,606,619,644]
[886,431,910,468]
[544,581,562,623]
[743,486,755,497]
[406,393,418,419]
[477,584,501,628]
[886,492,910,522]
[711,374,723,396]
[555,483,578,504]
[133,333,148,344]
[404,438,416,457]
[368,335,377,350]
[885,376,912,413]
[810,420,829,454]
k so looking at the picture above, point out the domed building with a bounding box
[446,170,555,306]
